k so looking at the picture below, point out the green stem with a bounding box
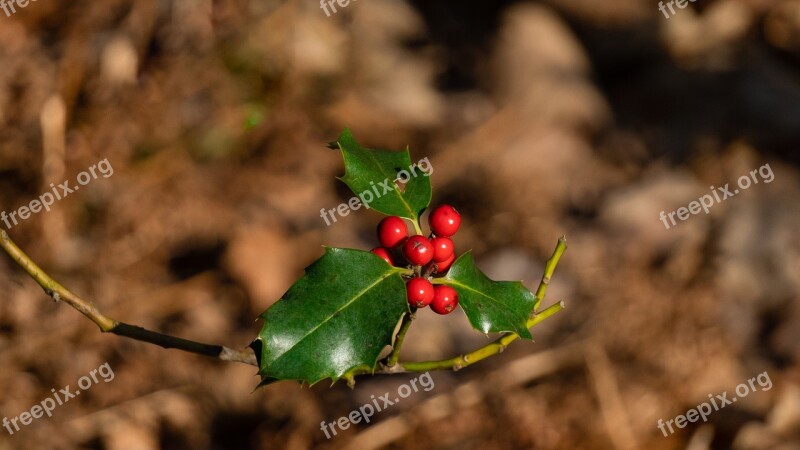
[386,310,415,367]
[398,301,565,372]
[410,217,423,236]
[534,236,567,311]
[1,230,116,331]
[395,267,414,277]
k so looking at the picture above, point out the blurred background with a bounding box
[1,0,799,448]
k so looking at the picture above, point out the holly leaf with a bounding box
[334,129,432,222]
[441,252,537,339]
[252,248,408,385]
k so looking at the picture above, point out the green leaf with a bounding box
[253,248,408,385]
[335,129,432,222]
[441,252,537,339]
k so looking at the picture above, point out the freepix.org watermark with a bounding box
[659,163,774,230]
[658,0,701,20]
[3,362,115,436]
[657,371,772,437]
[319,0,357,17]
[320,157,433,227]
[1,158,114,231]
[0,0,37,18]
[320,372,435,439]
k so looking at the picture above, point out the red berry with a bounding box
[431,237,454,262]
[378,216,408,248]
[402,235,434,266]
[429,205,461,237]
[406,277,434,308]
[433,253,456,273]
[370,247,394,266]
[431,285,459,315]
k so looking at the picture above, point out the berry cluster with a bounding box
[370,205,462,315]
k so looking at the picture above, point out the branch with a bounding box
[534,236,567,310]
[385,310,415,367]
[0,230,257,367]
[403,300,565,372]
[372,301,566,374]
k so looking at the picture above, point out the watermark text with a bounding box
[320,371,435,439]
[320,157,433,227]
[3,362,115,436]
[657,371,772,437]
[659,163,773,230]
[1,158,114,231]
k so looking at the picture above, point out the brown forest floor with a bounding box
[1,0,800,449]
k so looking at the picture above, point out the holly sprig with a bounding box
[0,129,567,389]
[251,130,567,386]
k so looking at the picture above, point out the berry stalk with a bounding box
[385,310,415,367]
[411,217,423,236]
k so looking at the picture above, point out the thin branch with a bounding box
[534,236,567,310]
[371,301,566,374]
[385,310,415,367]
[1,230,116,330]
[0,230,257,367]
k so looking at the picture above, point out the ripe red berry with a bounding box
[370,247,394,266]
[433,253,456,273]
[431,237,454,262]
[429,205,461,237]
[378,216,408,248]
[402,235,434,266]
[406,277,434,308]
[431,285,459,315]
